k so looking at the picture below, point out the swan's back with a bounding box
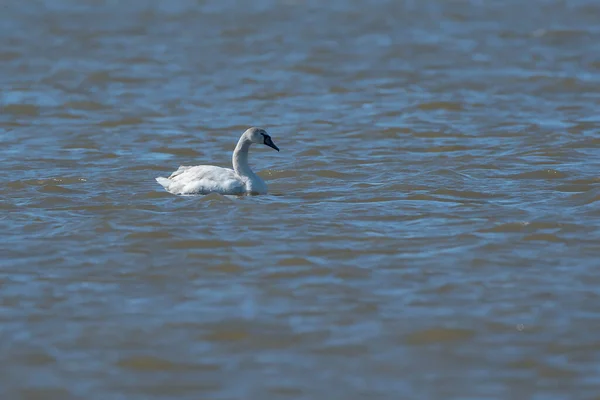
[156,165,245,195]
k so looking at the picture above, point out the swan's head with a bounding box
[245,127,279,152]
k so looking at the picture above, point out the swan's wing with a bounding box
[158,165,245,195]
[168,165,194,179]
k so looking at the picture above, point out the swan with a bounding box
[155,127,280,195]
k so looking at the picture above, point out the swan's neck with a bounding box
[232,137,257,179]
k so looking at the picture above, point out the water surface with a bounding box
[2,0,600,399]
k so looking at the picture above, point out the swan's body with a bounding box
[156,165,252,195]
[156,127,279,195]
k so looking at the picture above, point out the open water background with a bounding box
[2,0,600,398]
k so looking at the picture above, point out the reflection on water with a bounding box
[2,0,600,398]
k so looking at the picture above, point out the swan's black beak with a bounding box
[264,136,279,152]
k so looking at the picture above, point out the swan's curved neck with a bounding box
[232,136,256,179]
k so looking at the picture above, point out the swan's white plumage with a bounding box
[155,127,278,196]
[156,166,246,195]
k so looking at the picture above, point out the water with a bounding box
[2,0,600,398]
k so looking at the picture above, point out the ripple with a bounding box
[505,169,569,179]
[3,104,40,116]
[508,358,577,378]
[169,239,259,249]
[404,328,475,345]
[125,231,173,240]
[424,145,474,153]
[313,170,355,179]
[479,221,578,233]
[276,256,315,267]
[97,117,145,127]
[433,188,503,199]
[565,190,600,206]
[64,100,108,111]
[415,101,464,111]
[117,356,217,372]
[522,233,565,242]
[18,388,71,399]
[151,146,202,157]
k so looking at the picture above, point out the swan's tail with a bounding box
[155,177,171,191]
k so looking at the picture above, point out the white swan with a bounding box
[155,127,280,195]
